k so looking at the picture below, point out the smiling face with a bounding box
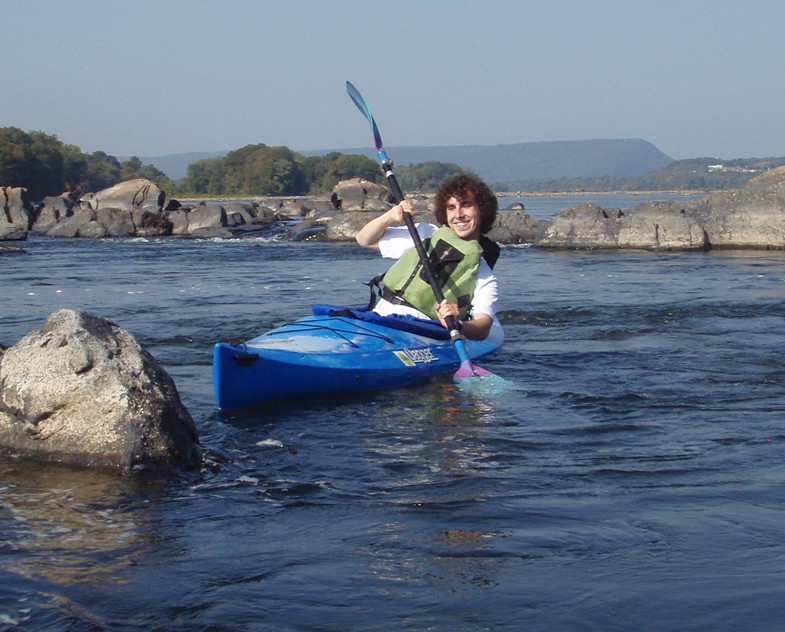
[434,174,498,237]
[445,195,482,241]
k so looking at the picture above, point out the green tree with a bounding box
[396,161,473,191]
[220,144,307,195]
[61,143,90,193]
[83,151,122,192]
[181,157,226,195]
[119,156,167,184]
[303,152,382,193]
[1,127,180,198]
[0,127,67,199]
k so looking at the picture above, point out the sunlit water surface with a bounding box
[1,209,784,630]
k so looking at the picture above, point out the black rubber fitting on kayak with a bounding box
[233,351,259,366]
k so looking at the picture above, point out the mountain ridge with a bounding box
[141,138,673,183]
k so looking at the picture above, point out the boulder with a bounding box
[44,207,134,238]
[184,203,227,233]
[45,207,106,238]
[35,188,172,238]
[288,219,327,242]
[276,199,311,219]
[0,309,200,473]
[80,178,164,212]
[536,202,708,251]
[325,204,439,242]
[222,201,255,227]
[33,192,77,232]
[0,186,34,241]
[489,211,544,244]
[97,207,136,236]
[324,211,370,241]
[619,200,707,250]
[333,178,392,211]
[222,201,280,230]
[131,208,173,237]
[307,198,341,218]
[537,204,621,249]
[692,167,785,249]
[167,208,191,236]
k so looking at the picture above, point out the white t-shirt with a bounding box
[374,222,499,320]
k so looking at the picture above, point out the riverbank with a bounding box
[2,171,783,250]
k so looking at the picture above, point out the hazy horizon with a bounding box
[6,1,784,161]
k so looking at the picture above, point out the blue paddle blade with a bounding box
[455,371,519,397]
[346,81,385,153]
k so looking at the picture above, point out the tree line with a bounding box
[0,127,473,201]
[18,124,774,199]
[491,157,785,193]
[0,127,170,200]
[177,145,471,197]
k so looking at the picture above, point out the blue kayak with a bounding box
[213,305,504,410]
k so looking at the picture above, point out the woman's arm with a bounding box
[355,201,413,248]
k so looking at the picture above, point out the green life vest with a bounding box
[381,226,483,320]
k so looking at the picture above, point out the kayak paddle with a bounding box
[346,80,495,379]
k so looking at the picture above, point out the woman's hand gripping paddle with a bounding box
[346,81,497,380]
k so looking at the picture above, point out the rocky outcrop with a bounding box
[8,167,785,248]
[34,180,173,238]
[0,186,35,240]
[41,206,173,238]
[489,211,546,244]
[80,178,164,212]
[535,169,785,250]
[691,166,785,249]
[0,309,200,473]
[332,178,392,211]
[33,180,292,238]
[32,192,77,232]
[537,201,708,251]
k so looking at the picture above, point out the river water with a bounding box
[1,195,784,630]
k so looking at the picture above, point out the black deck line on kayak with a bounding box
[262,317,397,347]
[313,304,451,341]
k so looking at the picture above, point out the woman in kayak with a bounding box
[355,174,500,340]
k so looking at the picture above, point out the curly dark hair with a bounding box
[433,174,498,235]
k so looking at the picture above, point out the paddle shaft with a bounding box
[345,81,468,348]
[380,161,464,336]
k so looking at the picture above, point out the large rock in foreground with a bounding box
[0,310,200,473]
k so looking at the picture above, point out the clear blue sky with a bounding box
[5,0,785,160]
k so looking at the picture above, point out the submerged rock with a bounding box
[0,309,200,473]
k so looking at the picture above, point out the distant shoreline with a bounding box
[177,190,708,204]
[495,190,708,197]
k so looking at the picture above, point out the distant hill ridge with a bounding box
[141,139,672,183]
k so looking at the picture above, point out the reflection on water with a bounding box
[360,381,522,597]
[1,461,165,587]
[1,235,784,629]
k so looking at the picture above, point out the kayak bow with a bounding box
[213,306,503,410]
